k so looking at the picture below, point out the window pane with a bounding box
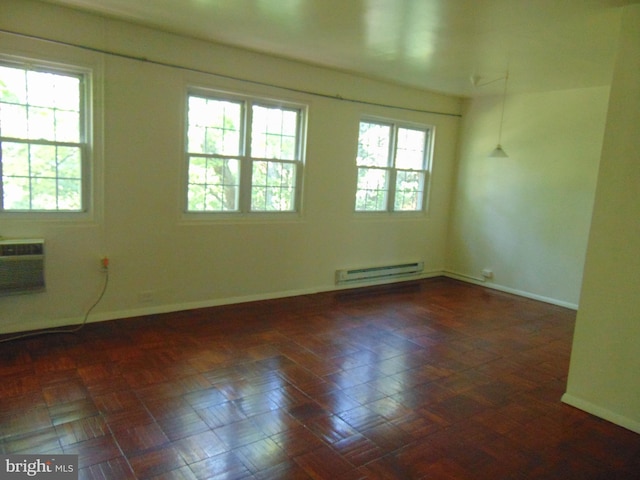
[206,157,238,211]
[57,146,82,179]
[0,65,27,104]
[27,71,59,108]
[357,122,391,167]
[188,156,208,184]
[57,178,82,210]
[395,128,426,170]
[251,105,299,160]
[187,155,239,211]
[31,144,57,177]
[0,103,28,138]
[29,106,56,141]
[187,184,206,211]
[55,109,80,142]
[2,176,30,210]
[53,74,81,111]
[188,97,242,156]
[395,170,425,211]
[31,177,57,210]
[188,125,205,155]
[356,167,388,211]
[1,142,29,176]
[251,160,296,211]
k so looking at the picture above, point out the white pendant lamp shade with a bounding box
[489,144,508,158]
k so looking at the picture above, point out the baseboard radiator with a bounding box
[0,239,45,296]
[336,261,424,284]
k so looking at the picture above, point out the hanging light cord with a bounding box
[497,72,509,145]
[0,271,109,344]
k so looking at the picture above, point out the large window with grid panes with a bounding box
[185,90,306,214]
[0,60,89,212]
[355,119,433,212]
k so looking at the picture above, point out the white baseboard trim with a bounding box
[91,270,444,325]
[561,393,640,434]
[1,271,444,335]
[87,287,336,326]
[3,269,574,335]
[443,270,579,310]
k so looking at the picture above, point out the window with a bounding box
[0,62,88,212]
[186,92,305,214]
[355,119,432,212]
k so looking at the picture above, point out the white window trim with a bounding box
[355,116,434,215]
[0,52,99,222]
[183,87,307,218]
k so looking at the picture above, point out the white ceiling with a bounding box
[41,0,635,97]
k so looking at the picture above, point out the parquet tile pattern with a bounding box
[1,278,639,479]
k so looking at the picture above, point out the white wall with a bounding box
[563,4,640,434]
[446,86,609,308]
[0,0,461,334]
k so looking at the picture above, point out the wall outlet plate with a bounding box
[482,269,494,279]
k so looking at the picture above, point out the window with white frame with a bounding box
[355,119,432,212]
[186,92,305,214]
[0,62,88,212]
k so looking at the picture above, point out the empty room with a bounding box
[0,0,639,478]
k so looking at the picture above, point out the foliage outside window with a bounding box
[356,119,432,212]
[0,62,87,212]
[186,93,305,213]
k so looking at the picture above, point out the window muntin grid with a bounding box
[0,63,87,212]
[355,120,431,213]
[186,92,304,214]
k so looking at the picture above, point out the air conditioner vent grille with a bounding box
[0,242,44,256]
[0,239,45,296]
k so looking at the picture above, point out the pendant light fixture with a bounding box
[489,71,510,158]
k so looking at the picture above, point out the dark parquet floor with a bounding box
[1,277,639,479]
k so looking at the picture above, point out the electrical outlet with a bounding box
[481,269,493,280]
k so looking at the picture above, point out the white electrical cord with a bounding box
[0,270,109,343]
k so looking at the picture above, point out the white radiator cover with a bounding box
[0,239,45,296]
[336,261,424,284]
